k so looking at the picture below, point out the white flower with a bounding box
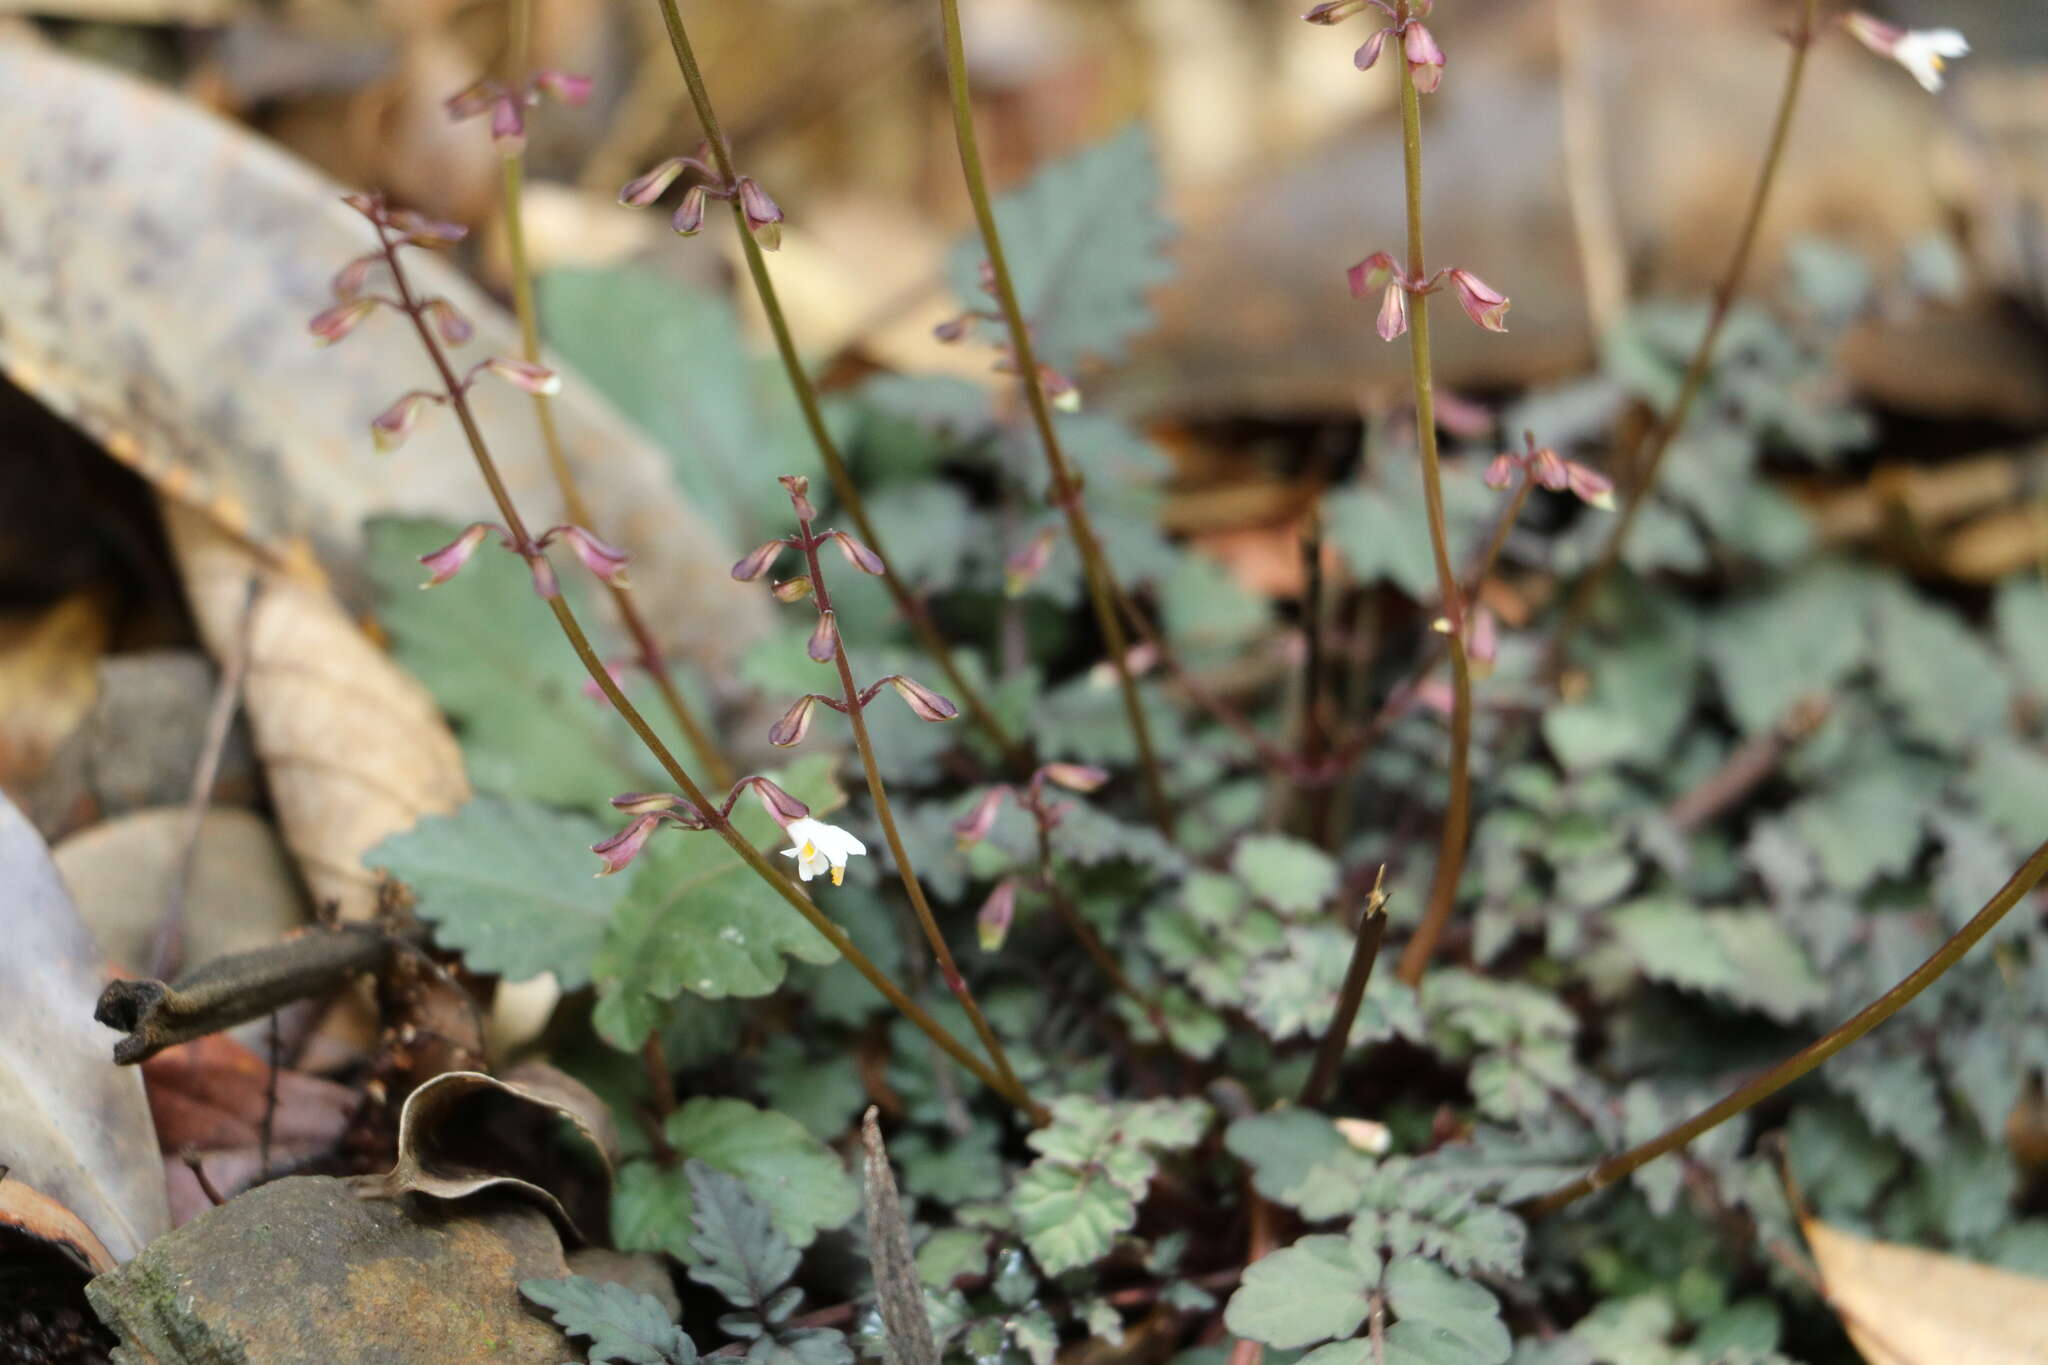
[1845,14,1968,93]
[781,817,866,886]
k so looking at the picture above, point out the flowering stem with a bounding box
[936,0,1175,836]
[1388,38,1476,988]
[1549,0,1819,671]
[1299,866,1389,1110]
[1519,836,2048,1217]
[796,518,1042,1122]
[649,0,1026,773]
[495,0,734,791]
[374,224,1039,1120]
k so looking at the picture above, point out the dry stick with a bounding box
[935,0,1175,835]
[497,0,733,792]
[795,517,1040,1119]
[1549,0,1820,672]
[1389,46,1477,988]
[1519,836,2048,1218]
[154,576,261,981]
[649,0,1026,772]
[1299,867,1390,1110]
[1662,694,1830,833]
[374,223,1038,1121]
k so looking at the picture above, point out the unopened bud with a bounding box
[310,297,379,345]
[732,539,790,581]
[1354,27,1390,71]
[1482,453,1517,490]
[737,177,783,251]
[778,474,815,522]
[828,531,886,575]
[526,553,562,600]
[671,185,706,236]
[1040,763,1110,793]
[480,357,563,395]
[547,525,631,587]
[1565,461,1615,511]
[490,95,526,155]
[807,609,839,664]
[425,298,473,346]
[1403,22,1445,93]
[1005,529,1057,597]
[1346,251,1402,300]
[417,522,498,587]
[1446,268,1509,332]
[1376,282,1408,342]
[330,254,381,301]
[444,79,498,121]
[532,69,594,106]
[619,158,688,207]
[739,776,810,825]
[933,315,971,343]
[953,787,1009,848]
[612,792,684,815]
[592,813,662,877]
[371,390,444,451]
[977,880,1019,951]
[882,675,959,723]
[769,693,823,747]
[772,576,814,603]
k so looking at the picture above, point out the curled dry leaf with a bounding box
[352,1064,618,1243]
[1802,1215,2048,1364]
[0,592,107,810]
[0,1176,116,1278]
[0,42,763,660]
[0,789,169,1263]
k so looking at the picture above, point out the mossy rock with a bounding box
[86,1176,573,1364]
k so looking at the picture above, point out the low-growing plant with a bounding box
[327,1,2046,1361]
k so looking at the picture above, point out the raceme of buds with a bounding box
[977,880,1019,951]
[418,522,500,587]
[779,474,816,522]
[737,178,784,251]
[879,674,960,723]
[808,610,839,664]
[310,297,379,346]
[476,357,563,395]
[620,158,690,207]
[1403,22,1445,93]
[542,525,632,587]
[953,786,1010,848]
[732,539,791,581]
[827,531,885,575]
[772,577,814,603]
[1005,529,1056,597]
[372,391,445,451]
[769,693,828,747]
[1842,13,1968,93]
[1446,269,1510,332]
[424,298,474,346]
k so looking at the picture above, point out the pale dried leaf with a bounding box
[1803,1215,2048,1364]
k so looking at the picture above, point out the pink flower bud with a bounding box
[737,178,784,251]
[1302,0,1372,23]
[619,158,688,207]
[732,539,790,581]
[1354,27,1390,71]
[341,191,386,223]
[444,79,499,121]
[309,297,378,345]
[737,776,810,825]
[828,531,885,575]
[1040,763,1110,793]
[546,525,632,586]
[371,390,444,451]
[933,315,970,343]
[389,210,469,247]
[1346,251,1402,300]
[772,577,814,603]
[1565,461,1615,511]
[490,95,526,154]
[671,185,706,236]
[1039,366,1082,412]
[881,675,959,723]
[779,474,815,522]
[1446,268,1509,332]
[953,787,1009,848]
[1532,446,1569,491]
[807,610,839,663]
[1005,529,1057,598]
[769,693,823,747]
[1403,22,1445,93]
[480,358,563,395]
[1376,282,1408,342]
[425,298,474,346]
[418,522,499,588]
[527,553,562,600]
[592,813,662,876]
[532,69,593,107]
[977,880,1019,952]
[331,254,380,300]
[612,792,685,815]
[1483,453,1517,490]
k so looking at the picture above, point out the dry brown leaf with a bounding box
[0,593,107,802]
[1803,1215,2048,1364]
[0,789,169,1263]
[0,38,763,664]
[0,1177,116,1278]
[165,503,470,923]
[352,1064,617,1241]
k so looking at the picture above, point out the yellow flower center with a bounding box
[801,840,817,860]
[831,865,845,885]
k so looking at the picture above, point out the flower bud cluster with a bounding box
[1482,430,1614,511]
[618,146,784,249]
[1346,253,1510,341]
[446,68,593,157]
[1304,0,1444,92]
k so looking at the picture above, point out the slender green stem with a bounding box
[1300,867,1389,1110]
[496,0,733,789]
[796,517,1041,1122]
[376,222,1037,1119]
[1388,38,1475,987]
[650,0,1026,771]
[1549,0,1819,671]
[935,0,1175,835]
[1520,837,2048,1218]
